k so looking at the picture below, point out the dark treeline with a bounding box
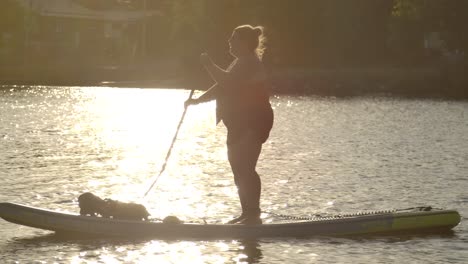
[149,0,468,97]
[1,0,467,97]
[144,0,468,68]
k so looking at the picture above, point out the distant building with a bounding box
[16,0,161,66]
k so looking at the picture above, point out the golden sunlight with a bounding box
[74,87,220,217]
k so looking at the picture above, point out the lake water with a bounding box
[0,86,467,263]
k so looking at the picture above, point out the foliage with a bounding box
[0,0,25,35]
[388,0,468,64]
[2,0,468,68]
[0,0,26,60]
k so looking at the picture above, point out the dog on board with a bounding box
[162,215,183,224]
[78,192,150,221]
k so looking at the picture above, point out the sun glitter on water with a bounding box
[72,87,219,214]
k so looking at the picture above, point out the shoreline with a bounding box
[1,65,467,99]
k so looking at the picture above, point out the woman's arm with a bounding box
[197,83,219,102]
[200,53,235,86]
[185,83,219,107]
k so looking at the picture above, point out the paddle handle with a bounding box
[144,89,195,197]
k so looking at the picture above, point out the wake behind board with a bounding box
[0,202,461,239]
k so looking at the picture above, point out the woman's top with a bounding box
[216,56,274,143]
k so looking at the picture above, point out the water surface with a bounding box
[0,86,467,263]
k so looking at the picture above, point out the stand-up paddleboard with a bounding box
[0,202,461,239]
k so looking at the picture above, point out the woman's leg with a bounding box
[227,131,263,223]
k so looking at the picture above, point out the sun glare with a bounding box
[75,87,219,216]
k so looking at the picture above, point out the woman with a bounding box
[185,25,274,225]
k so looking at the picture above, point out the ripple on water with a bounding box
[1,87,467,263]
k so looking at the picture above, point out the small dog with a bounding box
[78,192,150,221]
[162,215,183,224]
[103,199,150,221]
[78,192,107,217]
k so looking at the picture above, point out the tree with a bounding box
[0,0,27,63]
[0,0,26,38]
[390,0,468,61]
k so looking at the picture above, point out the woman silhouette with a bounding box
[185,25,274,224]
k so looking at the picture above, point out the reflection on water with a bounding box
[5,231,458,264]
[1,86,467,263]
[238,240,263,263]
[7,234,264,263]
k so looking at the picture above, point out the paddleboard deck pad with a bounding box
[0,202,461,239]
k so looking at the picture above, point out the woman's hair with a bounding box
[234,25,266,60]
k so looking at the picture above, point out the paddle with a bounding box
[144,89,195,197]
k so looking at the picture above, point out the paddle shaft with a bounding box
[144,89,195,197]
